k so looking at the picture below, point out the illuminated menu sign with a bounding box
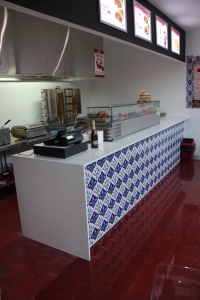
[99,0,127,32]
[171,27,180,55]
[156,16,168,49]
[133,0,152,42]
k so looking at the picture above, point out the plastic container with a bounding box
[180,138,196,162]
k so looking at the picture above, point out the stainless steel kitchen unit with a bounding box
[87,101,160,141]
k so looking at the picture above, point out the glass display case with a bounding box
[87,101,160,141]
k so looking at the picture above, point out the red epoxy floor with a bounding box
[0,160,200,299]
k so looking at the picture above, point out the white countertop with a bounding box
[14,117,189,167]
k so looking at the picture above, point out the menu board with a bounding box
[133,0,152,42]
[99,0,127,32]
[156,16,168,49]
[171,27,180,55]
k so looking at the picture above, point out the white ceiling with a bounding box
[147,0,200,32]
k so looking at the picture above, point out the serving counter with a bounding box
[12,117,188,260]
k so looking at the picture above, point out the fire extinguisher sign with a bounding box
[94,49,105,77]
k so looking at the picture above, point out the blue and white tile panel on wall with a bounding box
[85,122,184,247]
[186,55,194,108]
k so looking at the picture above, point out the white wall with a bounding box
[1,31,200,157]
[0,80,92,129]
[91,39,186,114]
[0,80,92,172]
[91,39,200,156]
[184,28,200,157]
[186,28,200,55]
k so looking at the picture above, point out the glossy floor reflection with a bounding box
[0,160,200,299]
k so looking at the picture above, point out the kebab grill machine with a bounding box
[41,86,83,133]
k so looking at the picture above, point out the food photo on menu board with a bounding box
[156,16,168,49]
[99,0,127,32]
[133,0,152,42]
[171,27,180,55]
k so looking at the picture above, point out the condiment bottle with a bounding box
[91,120,98,148]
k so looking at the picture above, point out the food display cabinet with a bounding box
[87,101,160,141]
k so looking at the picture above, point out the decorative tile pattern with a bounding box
[89,165,183,298]
[186,55,194,108]
[85,122,184,247]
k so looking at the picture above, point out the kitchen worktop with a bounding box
[15,116,189,165]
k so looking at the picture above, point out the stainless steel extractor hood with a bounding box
[0,6,104,81]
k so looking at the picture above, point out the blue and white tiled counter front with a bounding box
[85,122,184,247]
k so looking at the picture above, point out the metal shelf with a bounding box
[0,134,56,190]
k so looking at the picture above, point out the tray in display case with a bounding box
[87,101,160,141]
[88,117,111,123]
